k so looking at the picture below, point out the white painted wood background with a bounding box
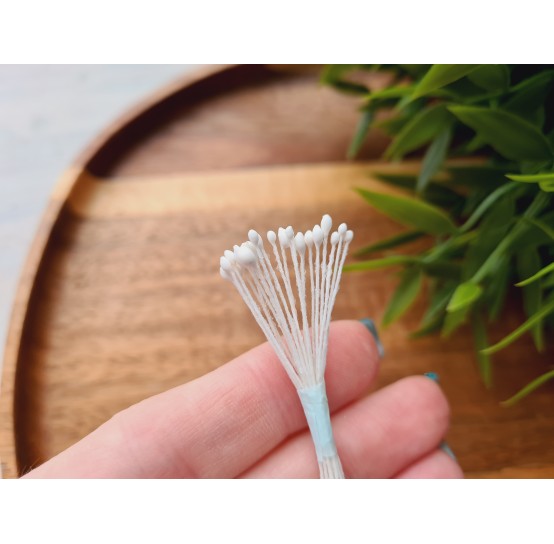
[0,65,198,375]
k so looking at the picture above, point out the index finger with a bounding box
[25,320,381,478]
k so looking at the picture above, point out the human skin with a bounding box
[24,320,462,479]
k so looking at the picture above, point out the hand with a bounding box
[24,320,462,478]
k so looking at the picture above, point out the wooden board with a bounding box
[1,64,554,479]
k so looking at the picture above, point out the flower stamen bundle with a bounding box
[220,214,354,478]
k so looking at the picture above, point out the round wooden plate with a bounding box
[1,65,554,478]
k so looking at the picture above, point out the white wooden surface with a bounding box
[0,65,199,376]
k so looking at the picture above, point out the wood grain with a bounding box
[1,65,553,478]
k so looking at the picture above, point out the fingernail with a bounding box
[359,318,384,359]
[423,372,456,461]
[440,441,457,461]
[424,371,439,382]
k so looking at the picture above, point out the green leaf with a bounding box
[366,85,414,102]
[382,267,423,326]
[517,247,544,351]
[524,218,554,241]
[516,261,554,286]
[417,126,452,194]
[471,312,492,388]
[468,65,510,92]
[447,282,483,313]
[445,77,493,101]
[459,182,520,233]
[507,172,554,183]
[519,160,552,175]
[471,192,549,283]
[343,255,419,272]
[504,70,554,124]
[384,104,452,160]
[422,261,462,280]
[374,173,465,209]
[502,370,554,407]
[462,134,488,154]
[356,188,458,235]
[514,214,554,248]
[347,110,374,159]
[412,282,456,337]
[442,304,470,337]
[354,230,425,257]
[543,274,554,288]
[328,80,369,95]
[412,65,479,99]
[423,231,477,263]
[447,165,508,189]
[320,65,368,94]
[463,193,515,280]
[321,64,356,83]
[509,70,554,94]
[486,258,511,321]
[448,106,553,161]
[482,296,554,355]
[376,100,424,135]
[539,180,554,192]
[398,65,430,78]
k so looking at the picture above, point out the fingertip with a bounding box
[396,449,464,479]
[325,320,382,406]
[329,320,382,368]
[398,375,451,431]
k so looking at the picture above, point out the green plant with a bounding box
[323,64,554,402]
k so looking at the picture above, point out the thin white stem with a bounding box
[220,217,353,479]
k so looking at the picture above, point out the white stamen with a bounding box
[248,229,261,246]
[219,214,354,479]
[236,244,257,266]
[321,214,332,235]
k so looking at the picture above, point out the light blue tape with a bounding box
[298,382,337,461]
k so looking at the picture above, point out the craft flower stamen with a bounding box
[220,214,353,479]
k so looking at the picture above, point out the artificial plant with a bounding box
[323,64,554,403]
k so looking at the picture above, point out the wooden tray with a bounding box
[2,64,554,478]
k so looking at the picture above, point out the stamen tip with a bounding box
[321,214,332,235]
[248,229,261,246]
[236,244,258,266]
[294,232,306,254]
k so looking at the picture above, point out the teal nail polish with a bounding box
[440,441,457,461]
[359,318,384,359]
[423,372,456,461]
[424,371,439,382]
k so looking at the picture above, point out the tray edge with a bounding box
[0,64,242,478]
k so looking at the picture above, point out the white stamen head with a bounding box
[224,250,235,263]
[294,232,306,254]
[338,223,347,235]
[305,230,314,247]
[236,244,258,266]
[278,227,290,248]
[267,230,277,244]
[312,225,323,246]
[345,230,354,243]
[331,232,339,245]
[220,256,232,271]
[248,229,261,246]
[321,214,332,235]
[286,226,294,240]
[220,267,232,281]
